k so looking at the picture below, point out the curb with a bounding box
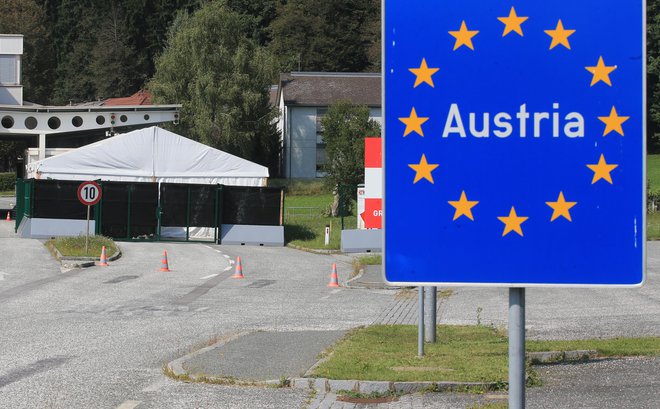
[527,349,597,364]
[52,244,122,268]
[290,378,502,394]
[345,268,400,290]
[167,331,254,382]
[285,243,341,254]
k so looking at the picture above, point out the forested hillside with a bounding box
[0,0,380,105]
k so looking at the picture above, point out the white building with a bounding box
[276,72,381,178]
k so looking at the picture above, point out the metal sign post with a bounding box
[382,1,645,407]
[509,288,526,408]
[77,181,102,255]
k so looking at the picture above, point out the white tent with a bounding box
[26,126,268,186]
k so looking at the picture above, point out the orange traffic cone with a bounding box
[231,256,245,279]
[98,246,109,266]
[160,250,171,272]
[327,263,340,287]
[5,212,10,222]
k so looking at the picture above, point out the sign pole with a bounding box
[508,288,526,409]
[424,286,437,343]
[85,204,91,255]
[417,286,424,357]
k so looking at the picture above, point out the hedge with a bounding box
[0,173,16,192]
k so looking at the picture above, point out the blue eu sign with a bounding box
[383,1,646,286]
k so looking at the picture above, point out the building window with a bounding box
[0,55,18,85]
[316,108,328,177]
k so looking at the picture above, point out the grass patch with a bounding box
[46,235,118,258]
[351,254,382,278]
[0,190,14,197]
[312,325,509,383]
[311,325,660,384]
[284,194,357,249]
[648,155,660,189]
[647,212,660,239]
[527,337,660,357]
[269,178,329,196]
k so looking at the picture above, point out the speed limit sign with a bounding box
[77,181,102,206]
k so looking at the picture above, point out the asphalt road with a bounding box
[0,219,658,408]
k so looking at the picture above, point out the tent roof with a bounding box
[30,126,268,179]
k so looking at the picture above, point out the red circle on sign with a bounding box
[77,181,102,206]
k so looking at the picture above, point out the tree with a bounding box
[321,101,380,216]
[648,0,660,152]
[268,0,379,72]
[148,1,280,171]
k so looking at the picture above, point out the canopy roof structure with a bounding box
[26,126,268,186]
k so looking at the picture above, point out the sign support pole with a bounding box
[508,288,526,409]
[424,286,436,343]
[417,286,424,357]
[85,205,91,255]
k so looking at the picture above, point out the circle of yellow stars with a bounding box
[397,6,629,237]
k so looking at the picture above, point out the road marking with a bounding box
[320,289,342,300]
[195,307,210,312]
[115,401,141,409]
[0,271,7,281]
[223,254,230,259]
[216,249,223,253]
[200,273,219,280]
[223,266,232,272]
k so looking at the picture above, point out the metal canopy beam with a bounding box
[0,105,181,136]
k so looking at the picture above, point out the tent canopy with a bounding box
[27,126,268,186]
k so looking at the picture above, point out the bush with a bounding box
[0,173,16,192]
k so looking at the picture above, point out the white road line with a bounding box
[321,289,342,300]
[223,254,230,259]
[203,245,214,250]
[223,266,232,272]
[200,273,219,280]
[195,307,210,312]
[115,401,141,409]
[215,249,223,253]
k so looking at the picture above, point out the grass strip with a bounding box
[284,194,357,249]
[46,235,118,258]
[310,325,660,383]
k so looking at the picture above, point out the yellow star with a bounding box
[409,58,440,88]
[398,107,429,137]
[497,7,528,37]
[585,56,617,87]
[587,154,618,184]
[408,154,439,184]
[544,19,575,50]
[546,192,577,222]
[498,207,528,237]
[598,106,630,136]
[449,21,479,51]
[448,191,479,221]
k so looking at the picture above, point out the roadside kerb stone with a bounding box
[327,379,359,393]
[358,380,394,394]
[51,244,123,268]
[527,350,597,364]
